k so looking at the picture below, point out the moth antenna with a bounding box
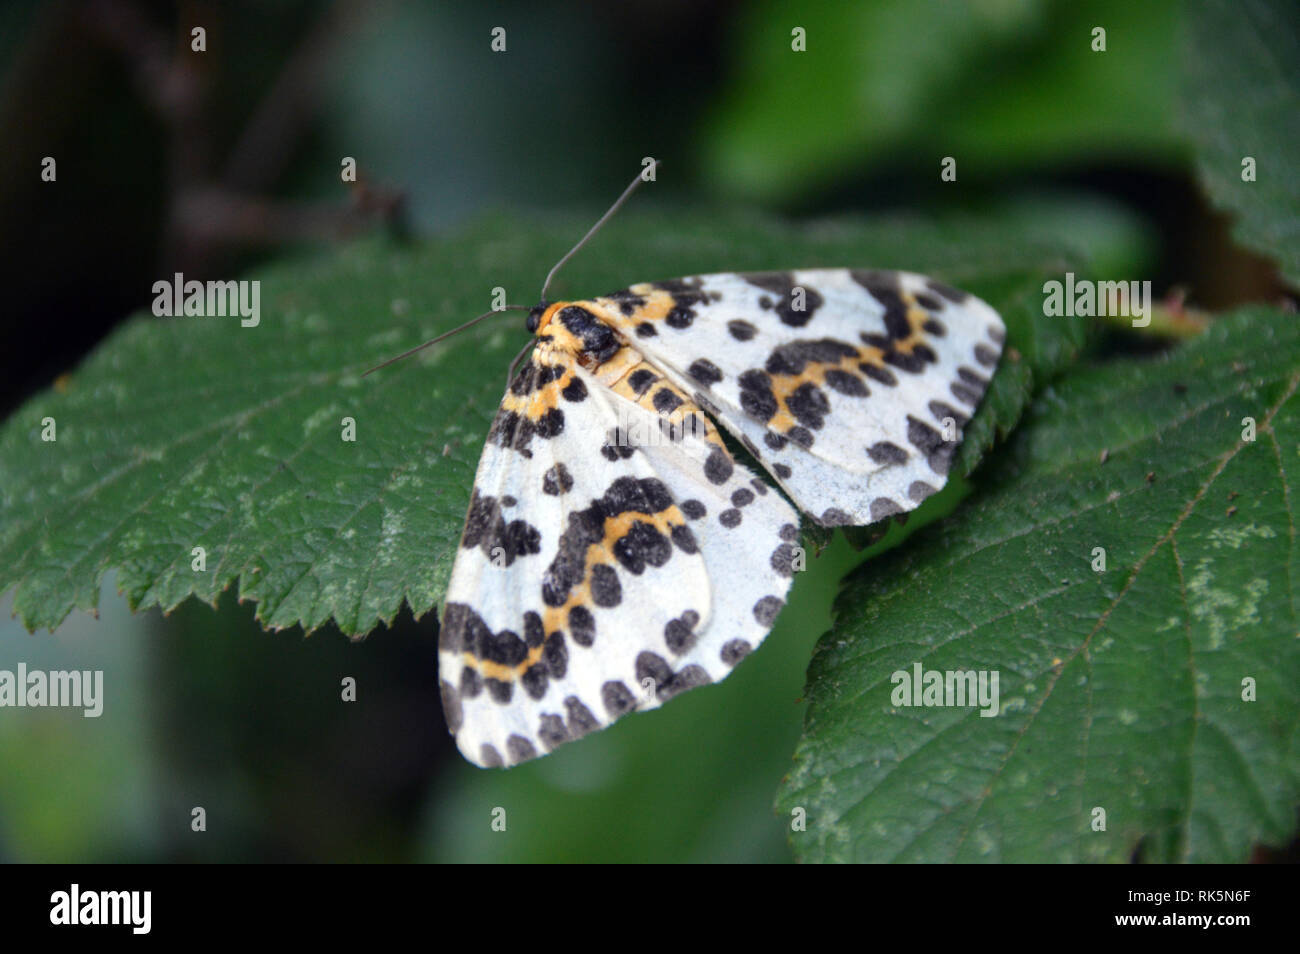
[539,159,660,302]
[363,305,530,376]
[504,338,536,392]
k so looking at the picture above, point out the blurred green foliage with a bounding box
[701,0,1185,201]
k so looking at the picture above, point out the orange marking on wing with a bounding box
[764,293,935,436]
[499,351,578,421]
[461,504,689,683]
[620,366,725,448]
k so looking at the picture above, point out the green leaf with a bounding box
[1183,0,1300,285]
[0,208,1101,636]
[779,307,1300,862]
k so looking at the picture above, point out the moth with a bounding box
[369,164,1005,768]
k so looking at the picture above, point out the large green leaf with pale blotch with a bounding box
[0,207,1108,635]
[779,307,1300,862]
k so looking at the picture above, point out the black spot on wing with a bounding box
[687,358,724,386]
[506,735,536,763]
[861,363,898,387]
[951,381,983,406]
[602,681,637,717]
[660,665,710,700]
[671,523,699,553]
[613,520,672,574]
[569,606,596,647]
[739,370,779,422]
[509,360,565,397]
[851,270,910,340]
[786,382,830,429]
[664,610,700,655]
[539,714,569,751]
[704,448,734,485]
[443,604,530,680]
[681,499,707,519]
[590,564,622,607]
[488,406,565,453]
[908,481,937,503]
[788,425,814,448]
[665,306,694,329]
[521,661,549,700]
[818,507,850,526]
[753,595,784,626]
[460,490,542,566]
[542,462,574,496]
[825,369,868,396]
[635,652,711,701]
[653,388,683,414]
[868,441,909,466]
[544,631,568,678]
[929,401,968,428]
[765,338,858,376]
[628,368,658,395]
[961,369,992,403]
[728,319,757,341]
[907,414,956,476]
[635,651,673,694]
[565,696,600,738]
[744,273,824,327]
[870,497,904,521]
[770,543,798,577]
[562,376,588,402]
[720,639,752,666]
[524,611,544,647]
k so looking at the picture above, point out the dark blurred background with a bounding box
[0,0,1292,862]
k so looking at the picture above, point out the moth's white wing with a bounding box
[439,351,795,768]
[611,380,799,686]
[593,269,1005,525]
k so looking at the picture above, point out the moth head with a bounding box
[527,301,556,334]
